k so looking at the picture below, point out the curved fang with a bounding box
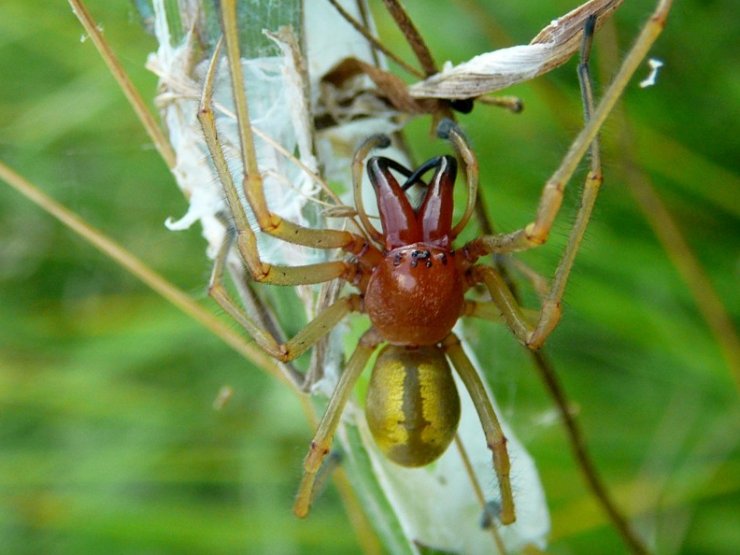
[367,156,421,250]
[418,155,457,247]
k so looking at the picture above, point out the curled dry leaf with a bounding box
[409,0,624,99]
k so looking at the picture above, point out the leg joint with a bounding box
[524,222,548,245]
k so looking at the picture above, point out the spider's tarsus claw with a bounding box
[584,13,597,37]
[374,134,391,149]
[358,134,391,155]
[436,118,457,140]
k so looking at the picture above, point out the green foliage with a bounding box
[0,1,737,553]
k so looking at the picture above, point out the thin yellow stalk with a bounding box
[0,159,290,390]
[68,0,177,170]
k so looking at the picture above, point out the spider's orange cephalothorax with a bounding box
[364,245,464,345]
[363,155,465,346]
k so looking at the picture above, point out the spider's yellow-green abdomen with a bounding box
[365,345,460,467]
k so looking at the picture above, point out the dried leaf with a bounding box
[409,0,623,99]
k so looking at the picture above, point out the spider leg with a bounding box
[463,299,541,327]
[525,15,603,348]
[436,120,478,238]
[465,0,672,257]
[208,229,361,370]
[473,265,536,347]
[352,134,387,243]
[463,1,673,347]
[204,1,376,286]
[474,15,605,349]
[294,329,381,518]
[462,300,504,323]
[442,333,515,525]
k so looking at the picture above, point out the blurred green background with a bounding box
[0,1,737,553]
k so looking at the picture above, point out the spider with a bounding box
[193,0,676,529]
[205,112,524,523]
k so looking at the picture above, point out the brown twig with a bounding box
[380,0,437,76]
[327,0,423,78]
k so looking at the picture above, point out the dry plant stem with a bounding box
[443,334,515,525]
[593,20,740,388]
[509,258,550,300]
[67,0,176,170]
[327,0,423,78]
[487,8,660,549]
[625,157,740,389]
[0,160,285,387]
[530,351,647,554]
[615,115,740,391]
[453,434,508,554]
[331,465,385,555]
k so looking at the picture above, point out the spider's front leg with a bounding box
[472,15,603,349]
[462,2,672,349]
[203,0,376,287]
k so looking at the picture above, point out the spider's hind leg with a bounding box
[442,334,515,525]
[293,329,381,518]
